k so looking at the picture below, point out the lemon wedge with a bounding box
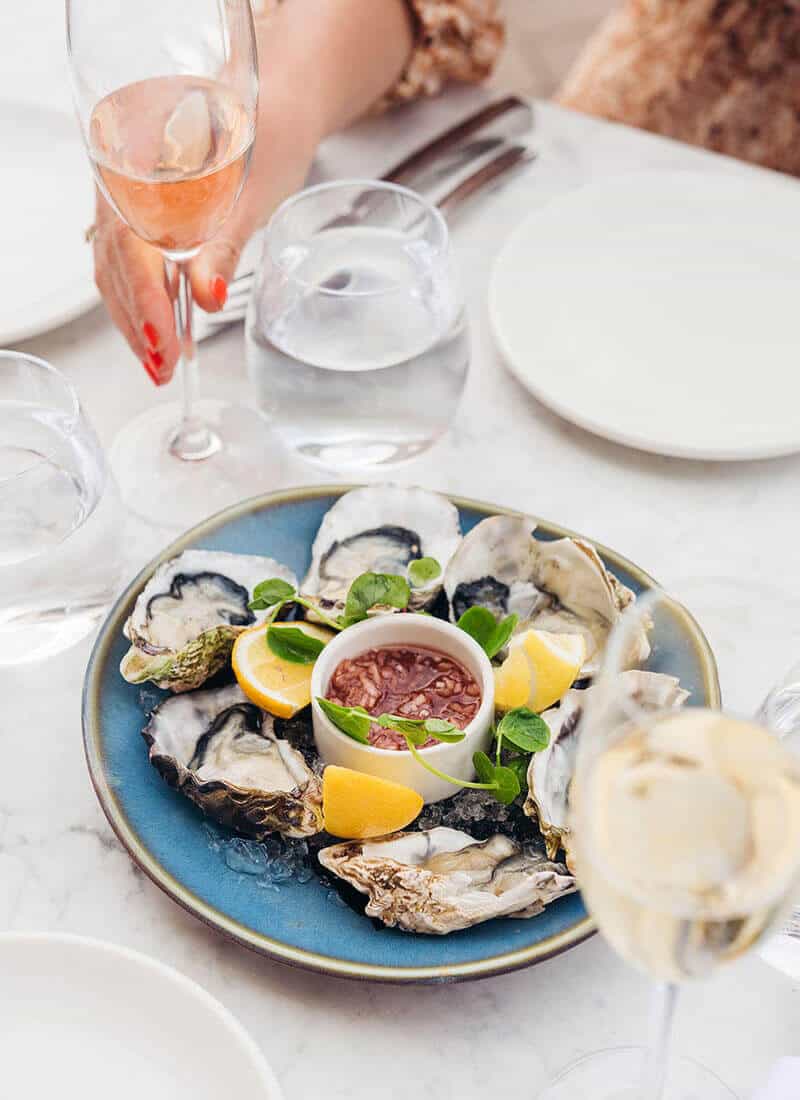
[322,765,424,839]
[494,628,586,713]
[232,621,333,718]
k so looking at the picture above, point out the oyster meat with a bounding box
[144,683,323,839]
[121,549,297,692]
[303,485,462,613]
[525,670,690,862]
[318,826,575,934]
[444,515,650,674]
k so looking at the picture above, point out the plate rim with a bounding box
[0,930,284,1098]
[0,97,100,344]
[488,170,800,462]
[82,484,720,984]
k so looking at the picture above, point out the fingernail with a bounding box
[211,275,227,308]
[143,322,159,348]
[148,349,164,369]
[142,360,161,386]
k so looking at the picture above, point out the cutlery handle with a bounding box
[437,144,536,219]
[384,95,534,188]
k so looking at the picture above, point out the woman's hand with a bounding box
[93,87,322,385]
[92,0,415,384]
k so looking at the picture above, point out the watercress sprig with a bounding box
[456,607,518,659]
[315,701,553,807]
[250,571,412,641]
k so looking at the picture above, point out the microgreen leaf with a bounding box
[473,750,496,785]
[492,765,521,805]
[456,607,496,651]
[507,756,530,789]
[408,557,441,587]
[496,708,550,754]
[341,572,410,627]
[376,714,465,744]
[267,626,325,665]
[456,607,518,659]
[471,751,522,805]
[249,578,297,611]
[316,698,372,744]
[487,613,518,659]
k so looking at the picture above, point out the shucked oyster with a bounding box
[318,826,575,934]
[525,671,689,863]
[303,485,462,613]
[121,549,296,692]
[444,515,650,675]
[144,683,323,838]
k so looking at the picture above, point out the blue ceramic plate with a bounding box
[82,487,719,983]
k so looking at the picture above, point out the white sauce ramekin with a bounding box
[310,614,495,804]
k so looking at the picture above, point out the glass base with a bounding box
[110,399,277,530]
[537,1048,737,1100]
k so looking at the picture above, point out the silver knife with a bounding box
[196,140,535,338]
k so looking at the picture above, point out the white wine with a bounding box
[573,709,800,982]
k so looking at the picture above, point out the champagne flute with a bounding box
[66,0,265,528]
[539,588,800,1099]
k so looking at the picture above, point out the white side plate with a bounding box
[0,100,99,345]
[0,933,284,1099]
[489,171,800,461]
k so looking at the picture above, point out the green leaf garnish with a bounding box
[496,708,550,754]
[249,578,296,611]
[316,698,372,744]
[507,755,531,789]
[267,626,325,665]
[456,607,518,659]
[492,765,522,805]
[408,557,441,587]
[376,714,465,744]
[341,572,410,627]
[472,750,521,805]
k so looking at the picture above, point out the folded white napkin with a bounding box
[753,1058,800,1100]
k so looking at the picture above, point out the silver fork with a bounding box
[195,141,535,340]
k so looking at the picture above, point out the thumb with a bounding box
[189,214,252,313]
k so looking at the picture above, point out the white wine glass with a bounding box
[66,0,265,528]
[539,587,800,1100]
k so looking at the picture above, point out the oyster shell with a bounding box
[121,549,296,692]
[444,515,650,674]
[318,826,575,934]
[143,683,323,839]
[525,670,689,862]
[303,485,462,612]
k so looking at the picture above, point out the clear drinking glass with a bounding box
[66,0,263,528]
[246,180,470,468]
[538,588,800,1100]
[0,351,123,664]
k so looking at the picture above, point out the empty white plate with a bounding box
[489,171,800,461]
[0,933,283,1100]
[0,100,98,345]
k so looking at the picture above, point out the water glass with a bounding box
[246,179,470,468]
[0,351,124,664]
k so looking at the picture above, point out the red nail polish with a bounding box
[142,360,161,386]
[149,349,164,369]
[143,322,159,348]
[211,275,227,307]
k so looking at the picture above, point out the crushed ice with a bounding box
[203,824,315,890]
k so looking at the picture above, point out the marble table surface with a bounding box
[3,7,800,1095]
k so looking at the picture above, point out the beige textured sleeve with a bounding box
[557,0,800,177]
[379,0,505,109]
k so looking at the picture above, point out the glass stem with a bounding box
[168,259,220,461]
[640,982,678,1099]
